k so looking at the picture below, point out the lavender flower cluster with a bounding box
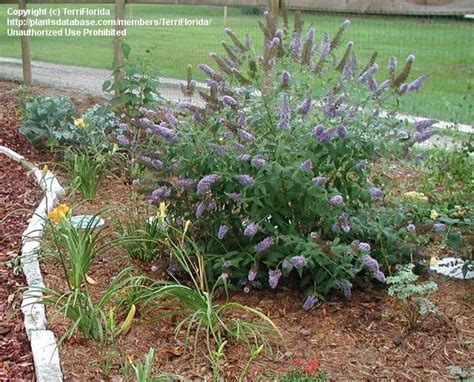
[197,174,220,195]
[360,253,386,283]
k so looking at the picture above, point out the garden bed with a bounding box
[38,163,474,381]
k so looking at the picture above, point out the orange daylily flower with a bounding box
[48,204,70,224]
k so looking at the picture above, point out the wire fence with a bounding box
[1,2,473,122]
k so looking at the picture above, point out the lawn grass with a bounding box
[1,4,473,123]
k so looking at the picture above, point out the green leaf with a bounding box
[446,231,461,251]
[102,80,112,91]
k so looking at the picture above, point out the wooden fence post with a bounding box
[268,0,279,17]
[114,0,125,96]
[18,0,32,86]
[223,5,228,28]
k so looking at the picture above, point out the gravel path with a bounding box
[0,56,202,103]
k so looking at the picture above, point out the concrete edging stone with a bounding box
[1,145,64,382]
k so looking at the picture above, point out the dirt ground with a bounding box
[1,80,473,381]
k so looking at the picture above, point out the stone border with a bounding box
[0,145,64,382]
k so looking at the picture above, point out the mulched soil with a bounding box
[41,172,474,381]
[0,81,104,381]
[0,82,43,381]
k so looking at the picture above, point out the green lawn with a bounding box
[1,4,473,123]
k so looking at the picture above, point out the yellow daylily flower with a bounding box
[74,118,86,128]
[430,210,439,220]
[184,220,191,235]
[158,202,168,220]
[48,204,70,224]
[41,164,48,177]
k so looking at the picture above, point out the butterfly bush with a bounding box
[129,11,437,305]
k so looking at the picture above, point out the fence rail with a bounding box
[1,0,473,15]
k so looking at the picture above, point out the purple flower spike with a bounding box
[373,270,386,283]
[196,202,207,218]
[301,159,313,172]
[329,195,344,206]
[358,242,371,253]
[237,128,254,142]
[433,223,446,232]
[165,108,179,126]
[312,176,327,187]
[297,97,312,117]
[248,268,257,281]
[116,135,130,146]
[148,186,171,204]
[290,255,307,267]
[337,125,347,139]
[206,200,217,212]
[406,224,416,233]
[388,57,398,72]
[407,75,429,92]
[150,159,163,171]
[278,96,291,129]
[244,222,258,237]
[303,295,318,311]
[149,123,177,141]
[138,117,153,129]
[222,95,239,108]
[198,64,215,78]
[413,119,438,132]
[218,225,229,240]
[236,174,255,186]
[413,131,436,143]
[361,254,380,275]
[255,237,274,253]
[290,32,301,59]
[197,174,220,195]
[312,124,325,138]
[320,41,331,61]
[226,192,242,202]
[268,270,282,289]
[369,187,384,200]
[251,155,267,168]
[211,144,227,155]
[281,71,291,88]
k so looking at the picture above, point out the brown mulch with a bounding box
[0,80,105,381]
[0,83,42,381]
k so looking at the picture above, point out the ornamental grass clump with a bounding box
[129,8,433,304]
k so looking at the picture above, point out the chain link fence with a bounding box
[0,2,472,122]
